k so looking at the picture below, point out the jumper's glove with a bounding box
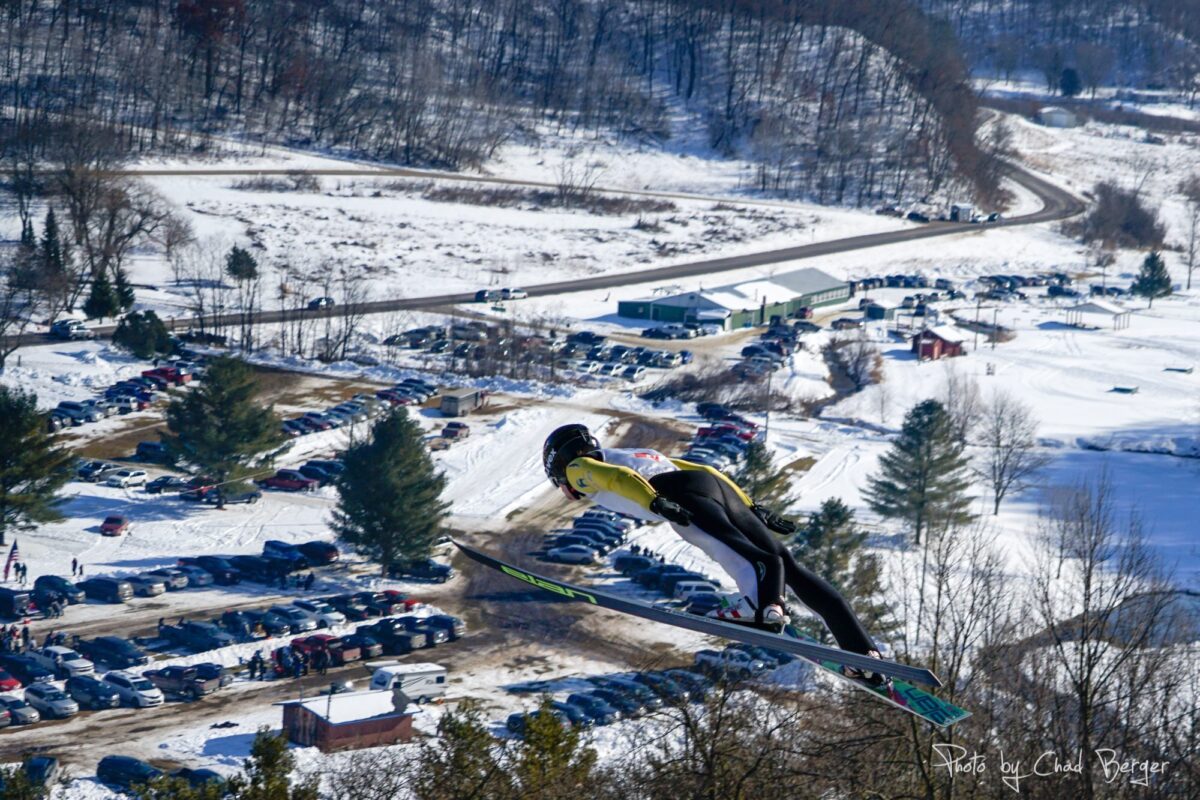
[752,503,797,536]
[650,496,693,526]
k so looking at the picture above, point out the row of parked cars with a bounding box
[538,509,639,565]
[281,377,440,438]
[641,322,721,340]
[681,405,760,471]
[506,640,799,735]
[48,360,202,433]
[557,340,693,381]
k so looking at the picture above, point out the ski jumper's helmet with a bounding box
[543,424,600,499]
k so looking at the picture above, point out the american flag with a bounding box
[3,540,18,582]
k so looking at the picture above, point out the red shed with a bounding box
[277,690,414,753]
[912,326,967,361]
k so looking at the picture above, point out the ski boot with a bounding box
[707,596,789,633]
[842,650,891,688]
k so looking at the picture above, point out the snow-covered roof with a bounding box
[921,325,968,344]
[278,689,403,724]
[1070,299,1128,316]
[770,267,847,296]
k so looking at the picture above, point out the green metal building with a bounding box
[617,267,850,330]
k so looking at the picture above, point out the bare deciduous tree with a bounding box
[824,332,881,392]
[975,389,1051,514]
[940,362,982,442]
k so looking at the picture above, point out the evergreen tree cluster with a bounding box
[162,356,284,489]
[333,408,449,575]
[113,310,173,359]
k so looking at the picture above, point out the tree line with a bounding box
[1,0,994,205]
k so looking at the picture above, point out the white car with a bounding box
[25,683,80,719]
[103,671,165,707]
[291,599,346,628]
[544,545,598,565]
[269,605,319,633]
[105,469,148,488]
[28,646,94,679]
[501,288,528,299]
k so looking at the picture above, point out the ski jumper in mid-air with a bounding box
[543,424,883,679]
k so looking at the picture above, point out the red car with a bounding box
[0,669,21,691]
[99,515,130,536]
[380,590,421,611]
[697,426,756,441]
[290,634,361,666]
[258,470,318,492]
[142,366,191,386]
[375,390,416,406]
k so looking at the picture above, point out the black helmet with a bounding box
[543,424,600,494]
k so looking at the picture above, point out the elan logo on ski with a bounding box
[500,564,599,604]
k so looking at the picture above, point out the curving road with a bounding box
[19,159,1083,344]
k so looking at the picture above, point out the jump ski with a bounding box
[454,540,968,727]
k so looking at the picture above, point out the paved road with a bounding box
[17,160,1082,346]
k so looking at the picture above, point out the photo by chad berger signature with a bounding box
[932,744,1170,794]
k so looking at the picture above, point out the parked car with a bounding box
[99,515,131,536]
[135,441,170,462]
[307,296,335,310]
[694,648,766,678]
[297,540,339,565]
[103,671,165,707]
[143,567,189,590]
[231,554,289,582]
[76,577,134,603]
[97,756,163,791]
[50,319,94,340]
[341,632,384,659]
[77,636,150,669]
[28,645,94,679]
[263,539,311,569]
[324,595,374,621]
[0,654,53,685]
[238,610,292,637]
[566,692,621,724]
[543,544,598,564]
[65,675,122,709]
[144,664,223,700]
[290,634,361,665]
[145,475,188,494]
[203,487,262,505]
[177,555,240,585]
[24,683,78,718]
[292,599,347,628]
[125,575,166,597]
[175,564,215,587]
[442,421,470,439]
[269,605,319,633]
[160,620,236,652]
[173,767,227,791]
[388,558,453,583]
[422,614,466,641]
[258,469,319,492]
[0,695,39,724]
[33,575,85,604]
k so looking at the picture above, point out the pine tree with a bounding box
[41,210,63,274]
[162,356,284,491]
[225,245,259,282]
[114,266,136,311]
[1131,250,1172,307]
[864,399,974,544]
[411,701,514,800]
[0,387,74,546]
[0,760,46,800]
[1060,67,1082,97]
[511,697,599,799]
[19,218,35,249]
[83,270,119,320]
[232,728,318,800]
[113,310,172,359]
[733,440,796,511]
[791,498,891,642]
[332,408,449,576]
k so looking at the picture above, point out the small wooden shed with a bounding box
[912,326,967,361]
[278,690,414,753]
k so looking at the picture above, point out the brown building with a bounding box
[277,690,414,753]
[912,326,967,361]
